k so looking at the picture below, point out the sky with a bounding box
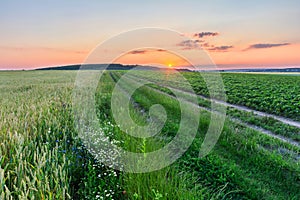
[1,0,300,70]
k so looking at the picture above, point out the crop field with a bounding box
[128,71,300,121]
[0,70,299,200]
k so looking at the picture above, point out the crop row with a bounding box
[125,71,300,121]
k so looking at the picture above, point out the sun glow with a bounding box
[168,63,173,67]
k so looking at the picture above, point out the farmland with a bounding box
[127,71,300,121]
[0,70,299,199]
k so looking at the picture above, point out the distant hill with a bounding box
[36,64,159,71]
[36,64,300,73]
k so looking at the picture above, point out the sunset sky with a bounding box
[1,0,300,70]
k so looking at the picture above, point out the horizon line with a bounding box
[1,63,300,71]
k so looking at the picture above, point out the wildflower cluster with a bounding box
[76,121,123,199]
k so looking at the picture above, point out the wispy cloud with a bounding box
[130,50,147,54]
[156,49,167,52]
[128,49,167,54]
[177,39,233,52]
[208,45,233,52]
[176,39,204,50]
[0,46,87,54]
[177,31,233,52]
[194,32,219,38]
[245,43,290,51]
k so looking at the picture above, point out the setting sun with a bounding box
[168,63,173,67]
